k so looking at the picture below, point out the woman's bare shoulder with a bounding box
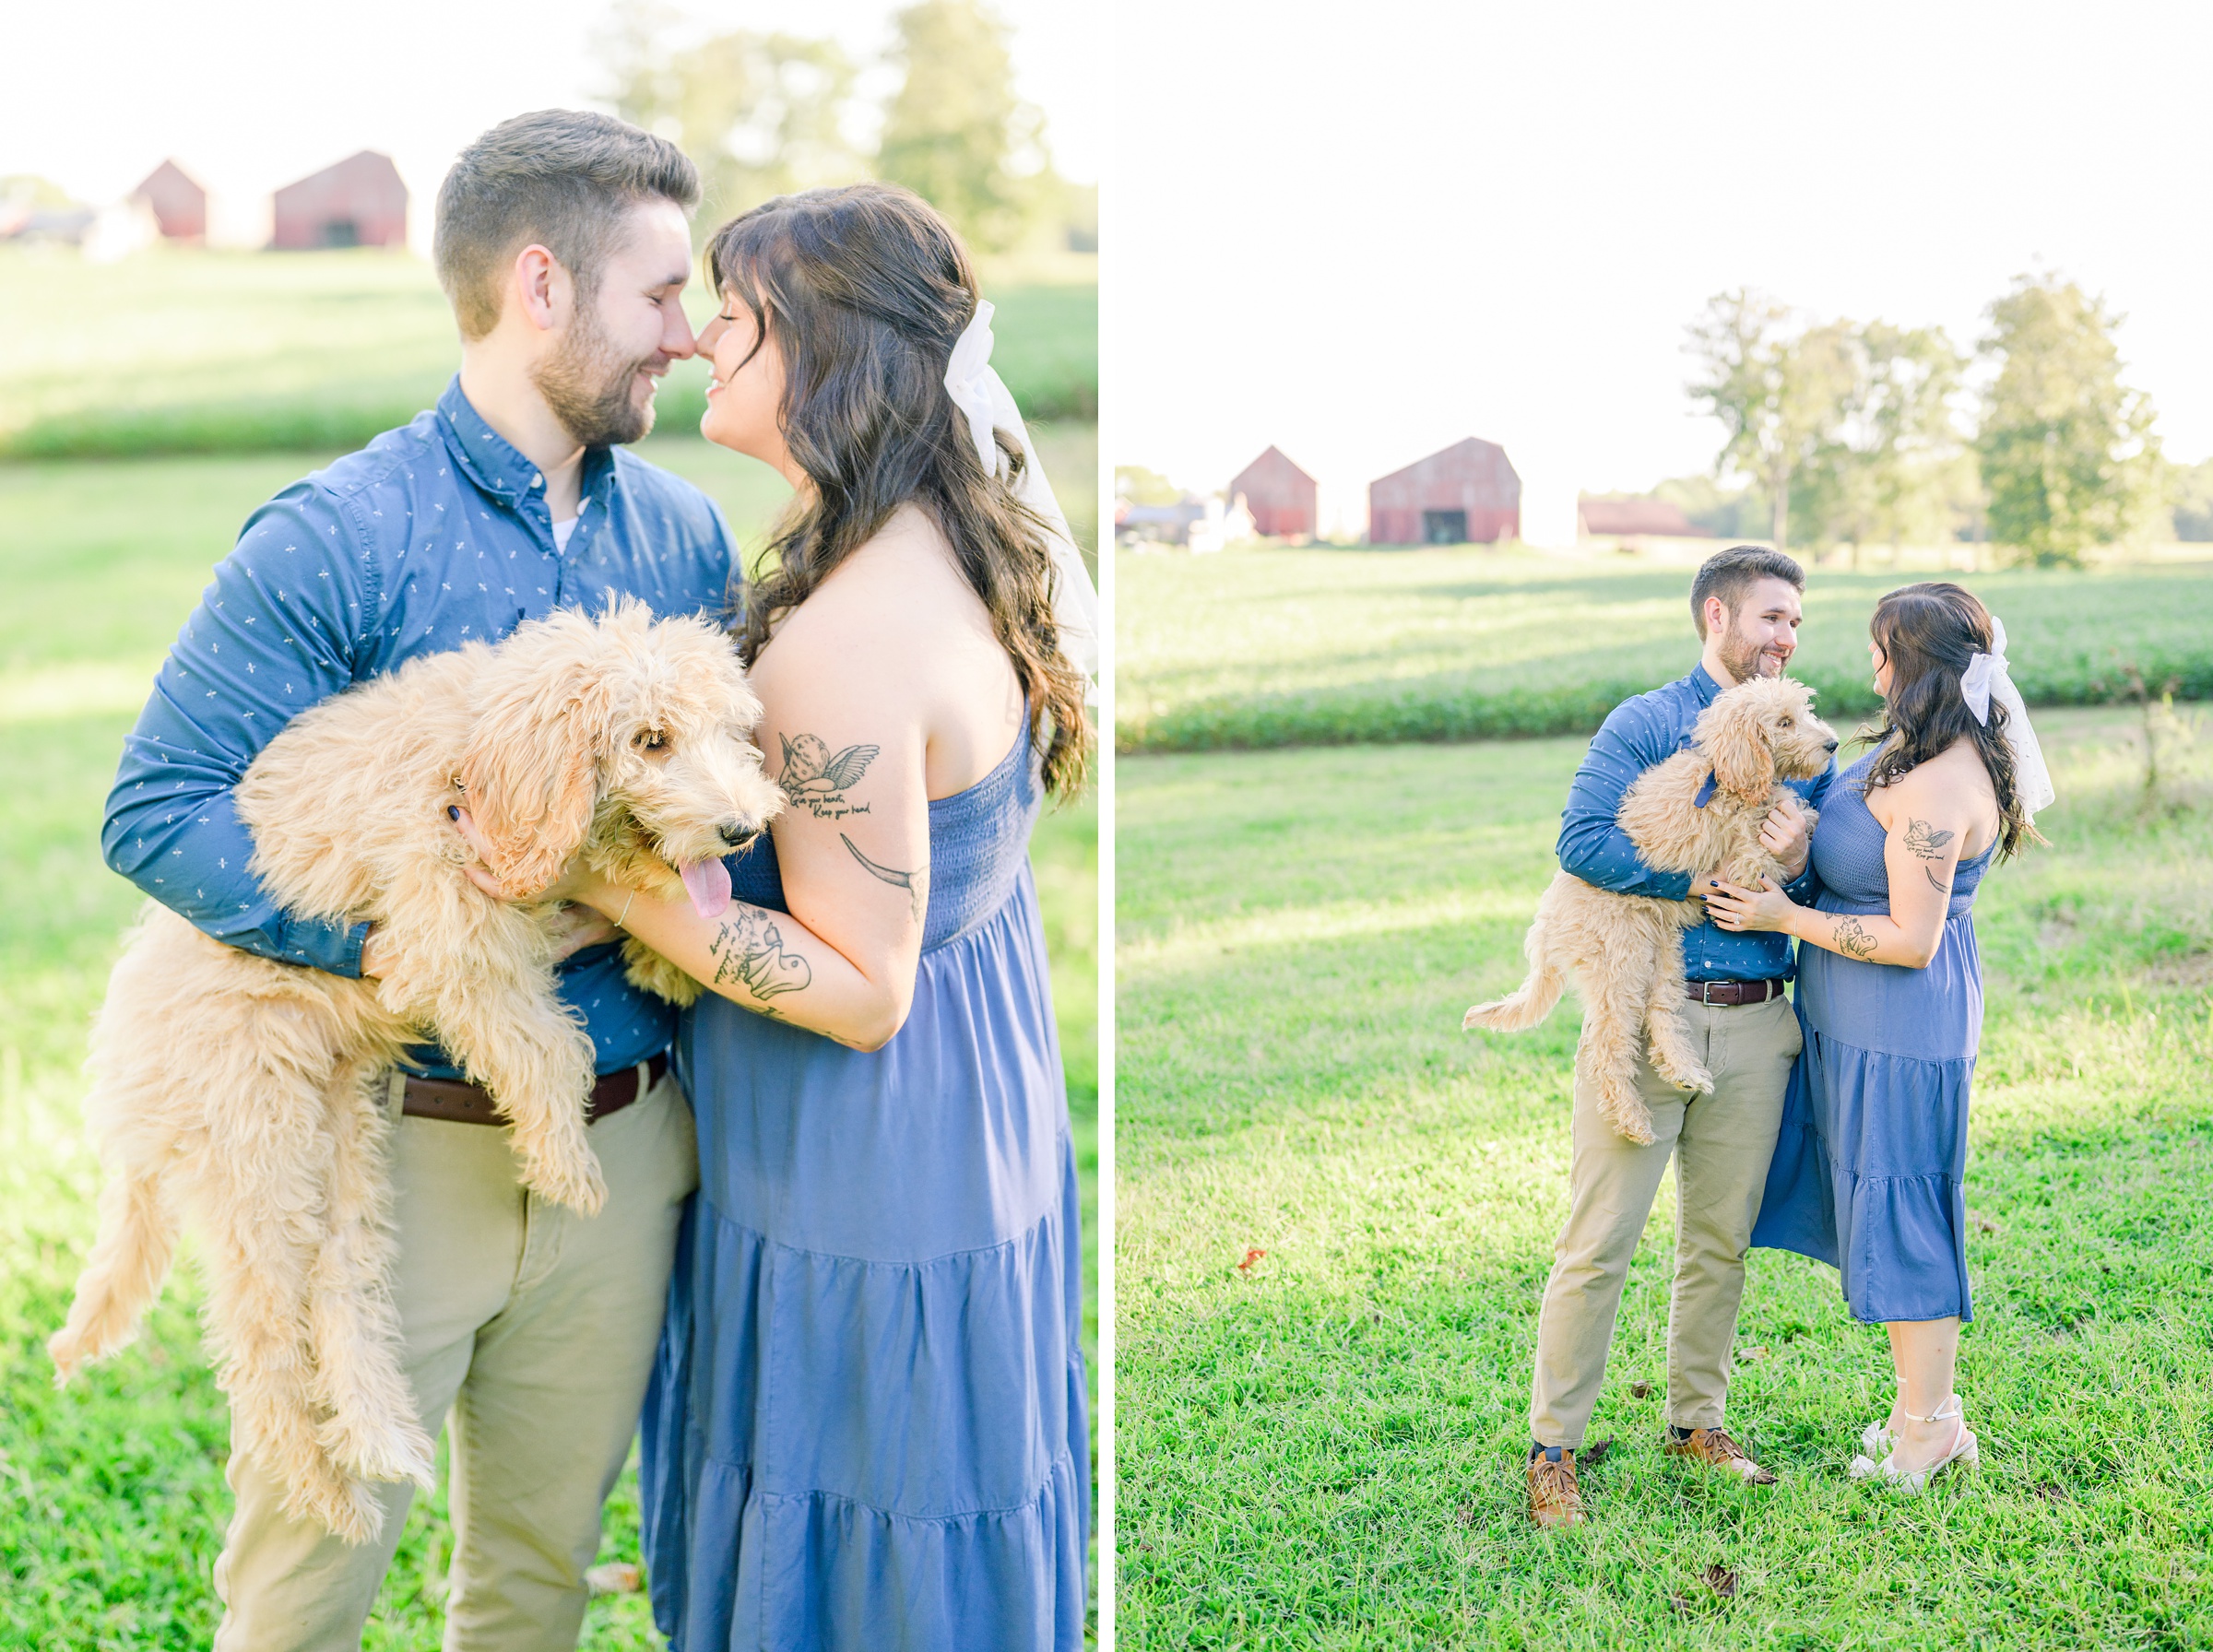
[1875,738,1994,827]
[754,506,999,688]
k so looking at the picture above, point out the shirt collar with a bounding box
[1686,661,1724,705]
[435,375,616,525]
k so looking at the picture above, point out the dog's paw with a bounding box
[322,1413,437,1490]
[289,1469,387,1548]
[526,1153,609,1218]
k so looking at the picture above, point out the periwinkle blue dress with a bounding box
[639,727,1088,1651]
[1752,752,1996,1323]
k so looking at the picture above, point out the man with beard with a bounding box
[103,112,732,1647]
[1519,545,1833,1527]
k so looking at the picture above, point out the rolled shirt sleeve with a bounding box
[101,483,375,974]
[1555,696,1698,901]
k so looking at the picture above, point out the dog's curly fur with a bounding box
[47,601,782,1544]
[1462,675,1837,1145]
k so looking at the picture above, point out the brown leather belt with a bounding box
[1687,978,1786,1007]
[399,1052,668,1127]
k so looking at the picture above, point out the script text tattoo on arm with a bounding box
[842,834,929,926]
[1831,914,1878,961]
[705,909,812,999]
[778,733,880,820]
[1905,817,1956,894]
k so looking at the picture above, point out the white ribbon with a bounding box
[1961,617,2055,817]
[944,300,1100,693]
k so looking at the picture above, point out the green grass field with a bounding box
[1115,714,2213,1648]
[1116,546,2213,752]
[0,449,1097,1648]
[0,246,1096,457]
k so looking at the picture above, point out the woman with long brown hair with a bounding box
[1707,582,2051,1493]
[487,183,1094,1646]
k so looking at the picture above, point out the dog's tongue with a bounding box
[679,857,732,920]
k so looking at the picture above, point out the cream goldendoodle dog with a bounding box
[49,600,781,1543]
[1463,675,1837,1144]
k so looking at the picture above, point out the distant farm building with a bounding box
[271,151,407,249]
[1579,497,1711,539]
[1368,437,1521,545]
[1228,446,1319,539]
[132,160,207,241]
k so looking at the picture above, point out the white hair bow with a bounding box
[944,301,1100,692]
[1961,617,2055,817]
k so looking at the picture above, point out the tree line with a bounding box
[1684,275,2183,568]
[599,0,1094,259]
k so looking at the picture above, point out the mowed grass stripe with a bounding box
[1116,548,2213,751]
[1116,714,2213,1649]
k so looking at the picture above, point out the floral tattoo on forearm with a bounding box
[1831,914,1878,960]
[705,909,811,998]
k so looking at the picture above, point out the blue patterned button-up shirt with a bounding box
[103,377,740,1079]
[1556,662,1833,982]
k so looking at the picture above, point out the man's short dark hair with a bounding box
[434,110,700,340]
[1690,545,1805,637]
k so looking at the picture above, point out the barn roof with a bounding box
[1370,436,1518,490]
[273,150,408,208]
[1232,445,1316,487]
[133,159,206,203]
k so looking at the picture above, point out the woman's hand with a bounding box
[1706,874,1802,935]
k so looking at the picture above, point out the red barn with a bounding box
[1367,437,1521,546]
[1228,446,1319,539]
[271,151,408,250]
[1578,497,1711,538]
[132,159,207,241]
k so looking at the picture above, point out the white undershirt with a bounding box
[552,515,579,553]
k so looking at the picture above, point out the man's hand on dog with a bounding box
[1693,797,1811,903]
[1759,795,1813,879]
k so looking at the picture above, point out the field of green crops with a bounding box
[1116,545,2213,752]
[0,245,1096,458]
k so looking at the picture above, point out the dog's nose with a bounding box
[1823,738,1839,753]
[719,822,762,853]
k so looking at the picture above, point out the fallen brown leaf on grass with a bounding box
[1628,1379,1653,1398]
[1971,1212,2002,1235]
[585,1562,642,1596]
[1578,1436,1614,1468]
[1703,1564,1738,1599]
[1738,1345,1769,1363]
[1237,1246,1266,1272]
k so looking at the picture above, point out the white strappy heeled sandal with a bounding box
[1849,1396,1977,1493]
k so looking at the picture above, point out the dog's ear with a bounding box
[1705,700,1772,802]
[457,622,613,899]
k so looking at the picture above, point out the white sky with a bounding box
[4,0,1096,252]
[1109,0,2213,537]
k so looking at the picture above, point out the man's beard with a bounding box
[1718,622,1785,681]
[533,307,661,448]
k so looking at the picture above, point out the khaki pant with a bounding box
[1529,996,1800,1448]
[212,1068,698,1652]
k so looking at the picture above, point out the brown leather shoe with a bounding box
[1527,1446,1584,1527]
[1663,1426,1777,1484]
